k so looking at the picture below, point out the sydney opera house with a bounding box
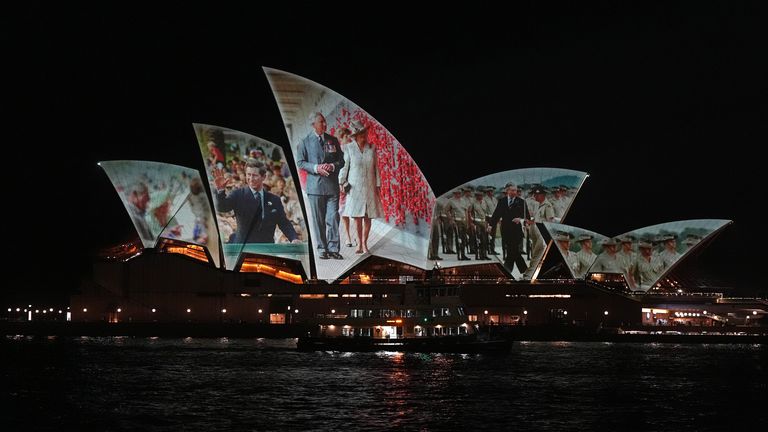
[66,68,764,336]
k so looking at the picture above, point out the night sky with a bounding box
[8,5,767,302]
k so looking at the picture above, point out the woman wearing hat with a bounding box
[338,120,383,254]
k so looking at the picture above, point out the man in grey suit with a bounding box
[297,112,345,260]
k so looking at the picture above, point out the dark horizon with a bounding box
[8,6,767,302]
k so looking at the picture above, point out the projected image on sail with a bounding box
[431,168,588,280]
[542,222,609,279]
[265,68,435,281]
[193,124,309,275]
[158,172,221,268]
[100,161,196,249]
[616,220,731,292]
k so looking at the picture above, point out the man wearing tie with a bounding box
[213,160,299,244]
[488,182,530,277]
[297,112,345,259]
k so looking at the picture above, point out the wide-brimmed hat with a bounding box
[349,120,367,136]
[576,234,593,242]
[617,235,635,243]
[531,185,547,195]
[683,235,701,246]
[638,239,654,249]
[601,238,618,246]
[554,232,571,242]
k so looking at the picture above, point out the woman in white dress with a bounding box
[338,120,383,254]
[335,127,356,248]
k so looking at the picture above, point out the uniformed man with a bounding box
[590,238,622,273]
[552,185,569,221]
[427,200,444,261]
[658,234,681,269]
[574,234,598,278]
[682,234,701,252]
[630,239,665,291]
[482,186,499,255]
[523,185,555,279]
[462,186,476,255]
[436,197,455,255]
[616,235,637,284]
[446,188,471,260]
[469,190,491,260]
[554,231,579,276]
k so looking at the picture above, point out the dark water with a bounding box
[2,337,766,431]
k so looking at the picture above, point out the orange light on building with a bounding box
[166,246,209,263]
[240,263,303,284]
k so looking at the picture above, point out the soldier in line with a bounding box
[658,234,681,269]
[574,234,598,278]
[437,198,455,255]
[483,186,499,255]
[682,234,701,252]
[590,238,622,273]
[469,190,492,260]
[446,188,471,261]
[523,185,555,279]
[616,235,637,285]
[630,239,665,291]
[554,232,579,276]
[427,200,444,261]
[552,185,569,221]
[462,186,476,255]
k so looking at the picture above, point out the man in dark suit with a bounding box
[213,160,299,244]
[296,112,345,259]
[488,182,531,276]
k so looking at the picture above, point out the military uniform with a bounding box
[469,192,491,260]
[462,187,476,254]
[446,190,471,260]
[590,238,622,273]
[552,186,569,221]
[427,200,443,261]
[574,234,597,278]
[554,234,579,277]
[436,198,455,254]
[630,240,664,290]
[523,186,555,279]
[483,187,499,255]
[657,235,680,269]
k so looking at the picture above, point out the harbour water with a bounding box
[3,337,766,431]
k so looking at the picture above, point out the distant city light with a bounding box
[221,309,227,313]
[151,308,156,313]
[484,310,489,315]
[83,308,87,312]
[117,308,122,313]
[563,311,568,315]
[604,311,609,316]
[49,308,53,312]
[15,308,20,312]
[258,309,263,313]
[6,308,10,312]
[294,309,299,314]
[753,311,758,315]
[523,310,528,315]
[186,308,191,313]
[331,309,336,314]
